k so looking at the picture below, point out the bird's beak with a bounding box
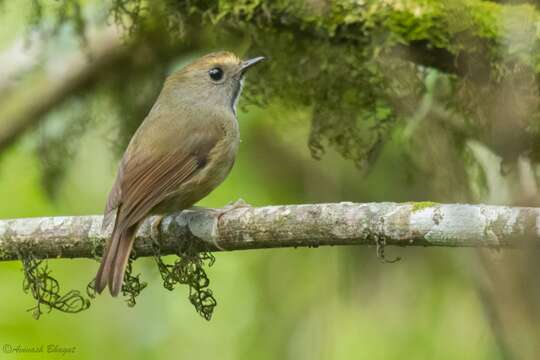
[241,56,266,73]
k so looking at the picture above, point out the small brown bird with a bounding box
[95,51,265,296]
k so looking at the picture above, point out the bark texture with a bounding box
[0,202,538,261]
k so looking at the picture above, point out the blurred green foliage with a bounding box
[21,0,540,199]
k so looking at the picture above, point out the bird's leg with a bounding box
[212,198,253,229]
[150,215,166,245]
[186,199,252,251]
[187,199,251,215]
[211,199,252,250]
[223,198,252,212]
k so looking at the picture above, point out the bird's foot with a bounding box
[150,215,166,245]
[223,198,252,212]
[214,199,252,229]
[210,199,252,250]
[186,200,251,251]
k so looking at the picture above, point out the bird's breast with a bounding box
[204,116,240,185]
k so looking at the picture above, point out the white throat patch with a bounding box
[232,78,244,117]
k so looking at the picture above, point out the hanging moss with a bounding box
[19,252,91,319]
[120,255,148,307]
[153,239,217,321]
[27,0,540,173]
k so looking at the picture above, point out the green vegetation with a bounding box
[410,201,438,212]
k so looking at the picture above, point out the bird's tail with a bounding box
[95,226,137,297]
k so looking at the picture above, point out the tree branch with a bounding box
[0,27,200,154]
[0,28,127,153]
[0,202,538,261]
[0,32,44,95]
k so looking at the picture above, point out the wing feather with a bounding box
[96,112,222,295]
[118,153,200,230]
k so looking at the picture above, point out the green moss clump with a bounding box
[410,201,438,212]
[27,0,540,182]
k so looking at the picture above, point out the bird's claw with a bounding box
[150,215,166,245]
[210,199,252,251]
[225,198,251,209]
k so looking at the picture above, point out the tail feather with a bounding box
[95,231,121,294]
[95,226,137,297]
[109,227,137,296]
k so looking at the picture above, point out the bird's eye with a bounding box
[209,67,224,81]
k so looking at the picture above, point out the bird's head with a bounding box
[163,51,265,116]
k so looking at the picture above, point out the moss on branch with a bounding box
[25,0,540,185]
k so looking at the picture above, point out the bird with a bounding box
[95,51,265,296]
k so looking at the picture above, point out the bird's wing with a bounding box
[97,108,228,296]
[102,157,125,231]
[103,112,222,233]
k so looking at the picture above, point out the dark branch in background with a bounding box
[0,202,538,262]
[3,0,538,160]
[0,27,201,154]
[0,29,126,153]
